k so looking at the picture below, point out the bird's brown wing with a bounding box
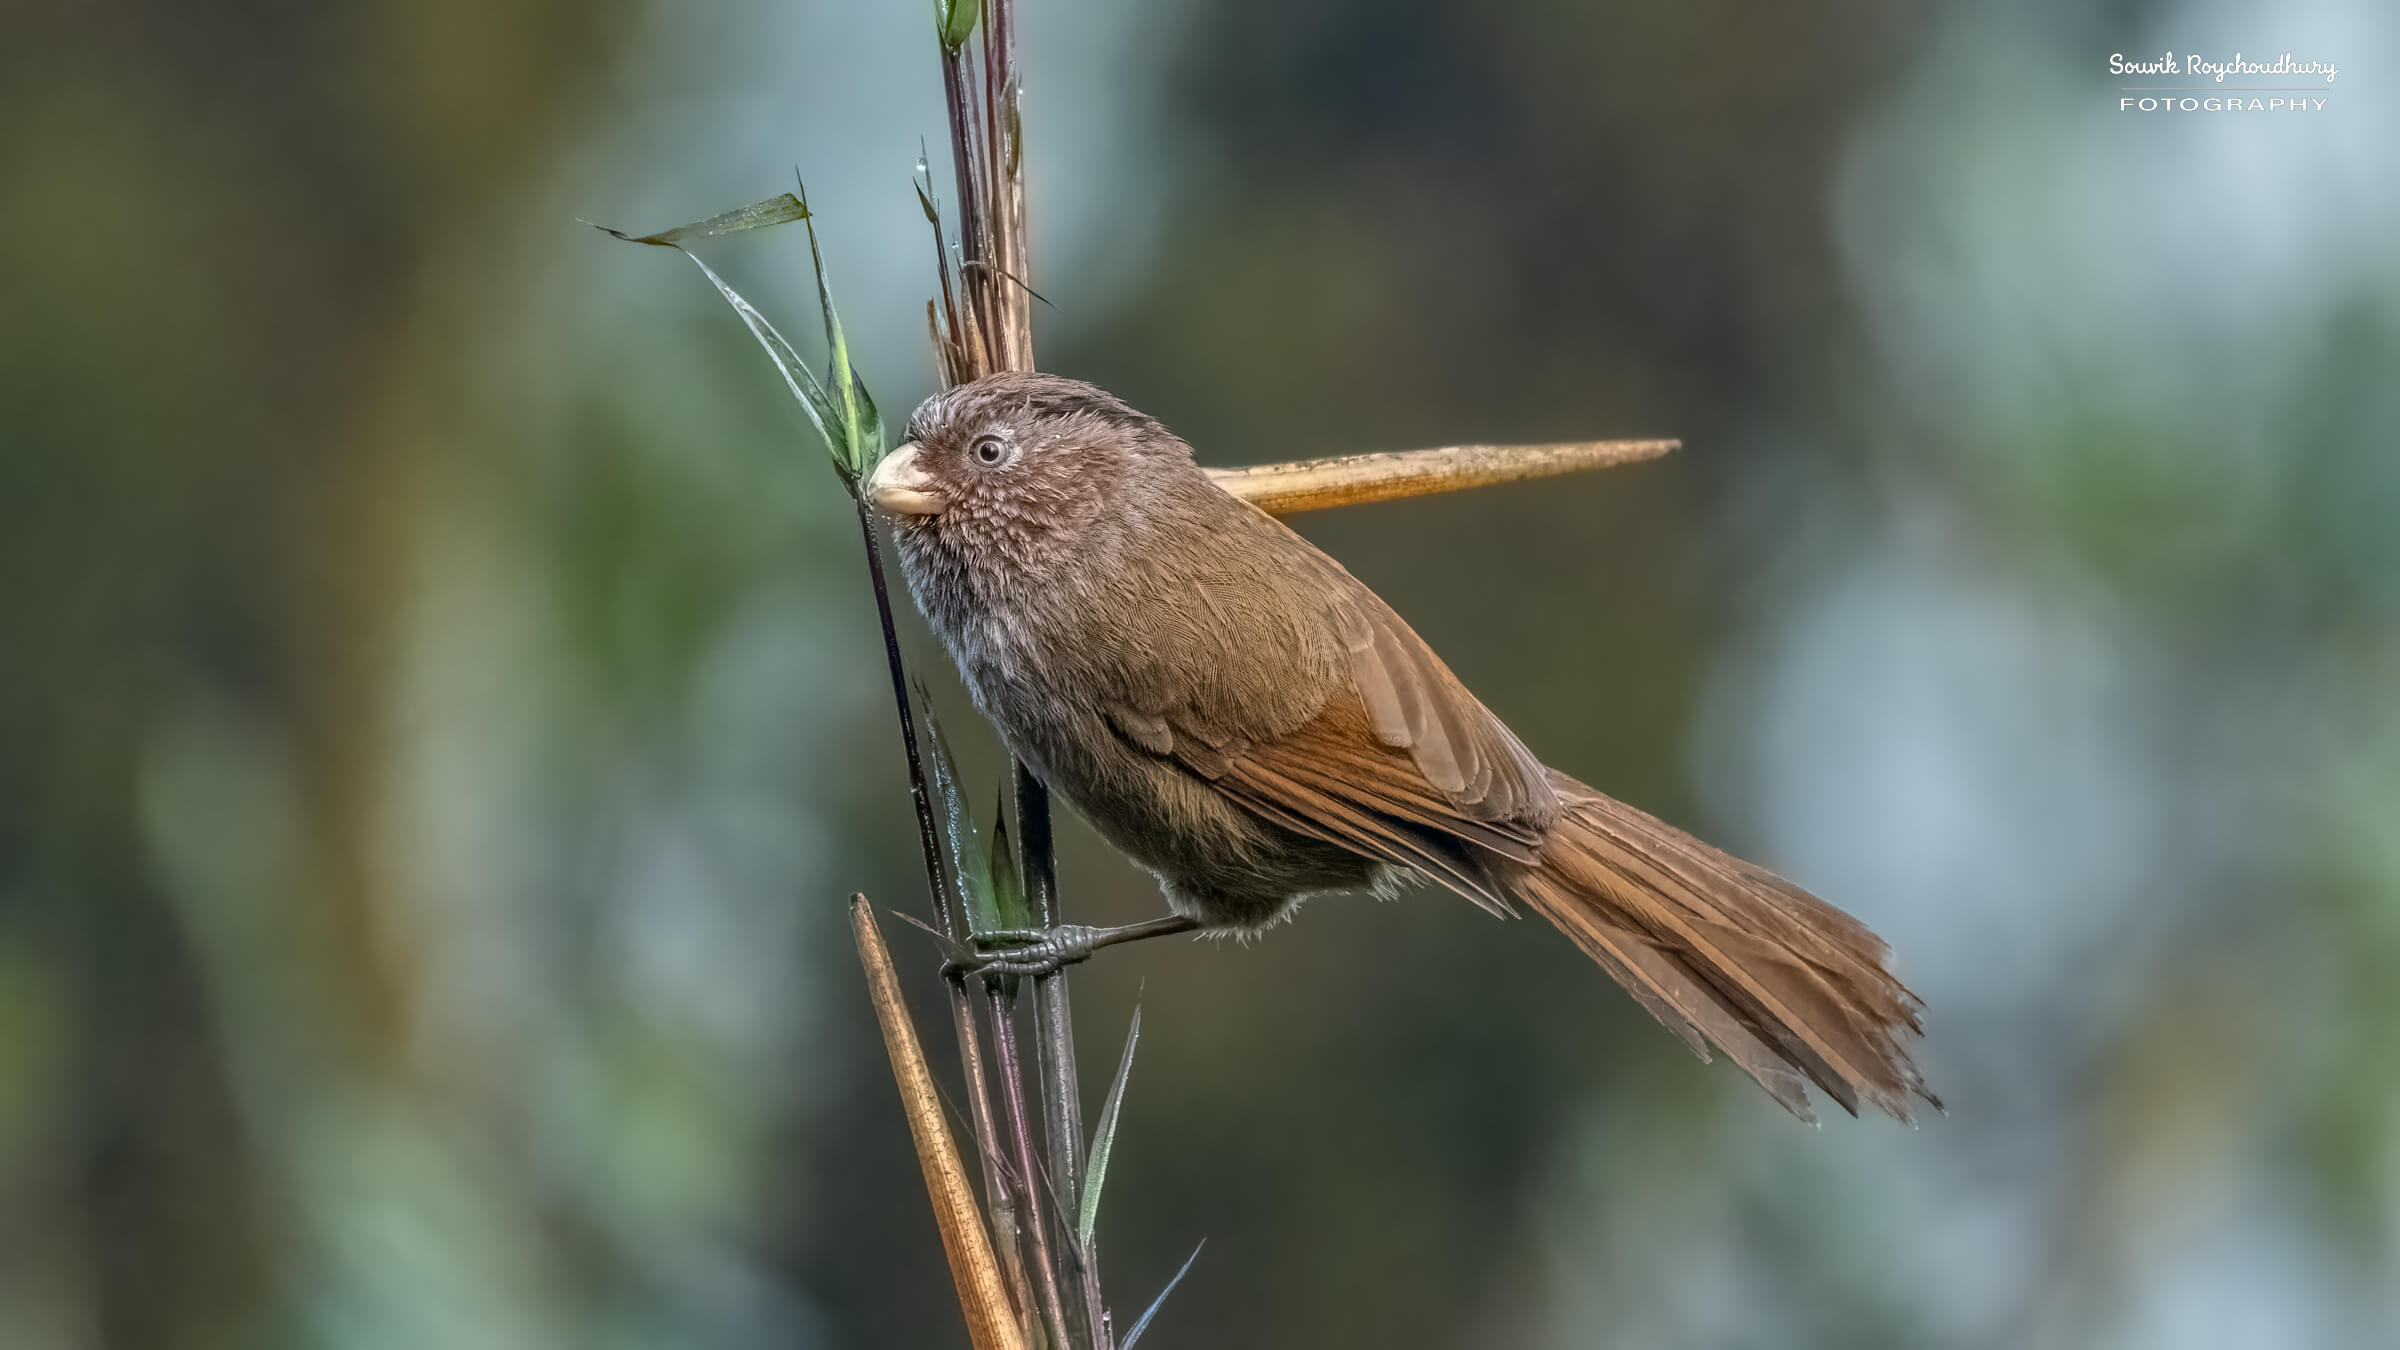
[1104,499,1558,916]
[1186,691,1536,917]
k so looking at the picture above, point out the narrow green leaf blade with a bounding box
[594,192,810,247]
[1078,1000,1142,1249]
[922,709,998,933]
[1120,1240,1204,1349]
[986,784,1031,931]
[593,222,841,449]
[849,369,886,478]
[793,176,880,483]
[593,189,883,489]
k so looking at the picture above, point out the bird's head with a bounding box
[867,372,1182,572]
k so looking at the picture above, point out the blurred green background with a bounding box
[5,1,2397,1346]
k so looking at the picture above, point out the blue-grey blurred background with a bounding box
[5,1,2397,1346]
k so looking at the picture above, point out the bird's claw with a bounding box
[942,925,1102,980]
[966,928,1052,952]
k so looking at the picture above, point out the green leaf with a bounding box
[1120,1240,1204,1349]
[598,192,811,246]
[1078,1000,1141,1250]
[846,369,885,484]
[922,709,999,934]
[986,784,1032,931]
[794,176,884,485]
[935,0,981,51]
[592,188,884,488]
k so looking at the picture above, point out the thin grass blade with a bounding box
[1077,1000,1141,1250]
[922,708,999,934]
[595,188,885,486]
[599,192,810,246]
[986,786,1032,931]
[1120,1240,1204,1349]
[889,909,978,968]
[793,175,883,482]
[594,224,839,453]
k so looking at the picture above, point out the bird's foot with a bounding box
[942,914,1206,981]
[946,926,1106,980]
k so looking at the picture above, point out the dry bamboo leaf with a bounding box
[1208,438,1678,515]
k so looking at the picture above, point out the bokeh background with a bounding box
[6,0,2398,1346]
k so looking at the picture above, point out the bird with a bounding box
[867,370,1935,1123]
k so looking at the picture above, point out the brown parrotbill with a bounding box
[869,371,1935,1122]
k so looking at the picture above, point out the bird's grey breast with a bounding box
[895,523,1109,779]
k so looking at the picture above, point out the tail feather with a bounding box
[1512,771,1937,1123]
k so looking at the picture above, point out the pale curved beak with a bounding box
[866,442,948,516]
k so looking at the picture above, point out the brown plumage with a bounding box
[871,372,1935,1123]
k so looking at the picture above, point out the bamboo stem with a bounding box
[852,898,1027,1350]
[954,977,1037,1333]
[855,492,1032,1333]
[985,0,1033,371]
[1208,438,1678,516]
[989,986,1077,1350]
[1019,768,1106,1341]
[1019,777,1079,1199]
[936,1,1102,1342]
[852,501,955,932]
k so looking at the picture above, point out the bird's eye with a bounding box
[972,435,1008,466]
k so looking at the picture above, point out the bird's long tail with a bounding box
[1509,770,1937,1122]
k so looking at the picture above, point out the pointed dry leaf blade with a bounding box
[1077,1000,1141,1250]
[849,898,1028,1350]
[1120,1240,1204,1349]
[890,909,978,968]
[1205,438,1677,515]
[960,257,1056,311]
